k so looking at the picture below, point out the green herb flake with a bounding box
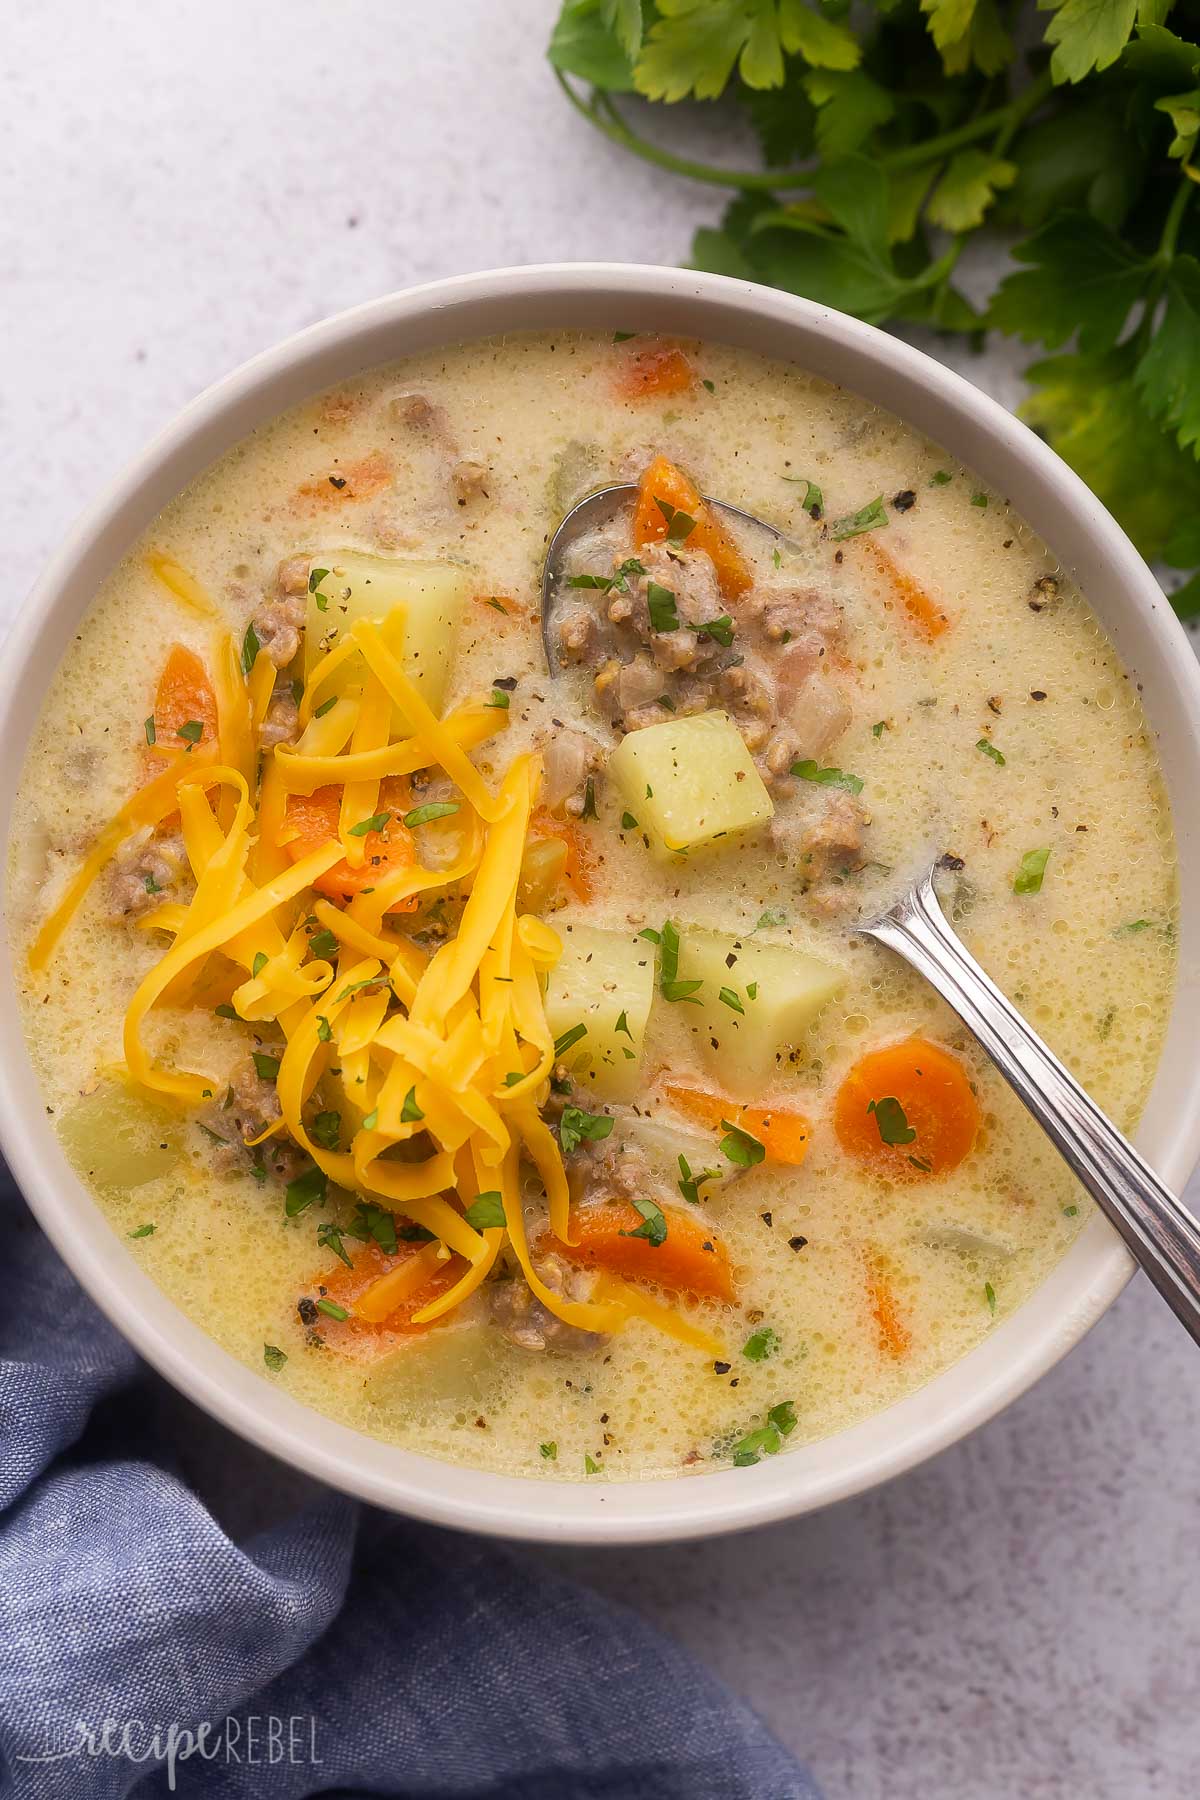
[314,694,338,718]
[1063,1204,1079,1217]
[719,986,745,1014]
[654,497,697,545]
[976,738,1006,766]
[241,621,260,675]
[553,1022,587,1059]
[540,1441,558,1460]
[868,1095,917,1147]
[317,1218,353,1266]
[316,1015,333,1043]
[620,810,639,831]
[720,1119,766,1167]
[251,952,269,978]
[284,1165,328,1217]
[697,614,734,647]
[783,476,823,516]
[584,1455,601,1474]
[930,471,953,487]
[754,909,787,932]
[658,919,704,1006]
[615,1009,632,1038]
[252,1051,280,1082]
[176,719,204,745]
[215,1003,239,1020]
[144,716,157,746]
[678,1153,720,1206]
[985,1281,997,1316]
[361,1108,379,1132]
[731,1425,780,1468]
[128,1223,156,1239]
[559,1106,615,1154]
[619,1196,668,1247]
[263,1344,288,1372]
[767,1399,798,1437]
[790,759,864,795]
[872,720,888,738]
[743,1327,780,1362]
[580,775,598,819]
[308,928,339,959]
[348,810,390,837]
[831,496,887,540]
[311,1110,342,1152]
[646,581,680,632]
[316,1298,349,1321]
[465,1191,506,1230]
[401,1085,424,1123]
[1013,847,1052,895]
[1114,918,1153,937]
[404,801,460,829]
[971,492,989,509]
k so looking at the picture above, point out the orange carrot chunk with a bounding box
[146,645,218,762]
[295,449,393,507]
[864,1252,912,1357]
[661,1081,811,1168]
[282,775,418,908]
[309,1239,463,1361]
[555,1200,734,1303]
[862,539,949,638]
[617,345,696,400]
[632,455,753,601]
[834,1037,980,1181]
[527,806,597,904]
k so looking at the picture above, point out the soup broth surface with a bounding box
[9,331,1177,1481]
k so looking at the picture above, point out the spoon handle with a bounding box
[863,870,1200,1346]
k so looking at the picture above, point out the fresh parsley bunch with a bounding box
[549,0,1200,616]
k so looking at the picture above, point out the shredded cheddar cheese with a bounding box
[29,594,727,1357]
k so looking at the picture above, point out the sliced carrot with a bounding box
[661,1080,811,1168]
[861,539,949,639]
[146,645,218,763]
[308,1239,464,1361]
[834,1037,980,1182]
[632,455,753,601]
[528,806,597,904]
[864,1251,912,1358]
[295,449,393,507]
[554,1200,734,1302]
[282,775,418,908]
[617,344,697,400]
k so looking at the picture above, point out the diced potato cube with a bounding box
[607,711,773,858]
[58,1082,181,1192]
[675,925,845,1097]
[304,552,467,709]
[542,922,655,1103]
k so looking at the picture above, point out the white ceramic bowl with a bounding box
[3,265,1199,1544]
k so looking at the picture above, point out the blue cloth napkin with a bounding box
[0,1169,817,1799]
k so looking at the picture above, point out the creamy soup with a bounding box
[8,331,1177,1482]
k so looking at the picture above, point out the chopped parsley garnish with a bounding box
[782,476,823,518]
[314,694,338,718]
[976,738,1006,766]
[263,1344,288,1372]
[678,1154,720,1206]
[316,1298,349,1321]
[638,926,661,944]
[309,927,339,959]
[613,329,636,342]
[252,1051,280,1082]
[701,377,715,392]
[654,497,696,545]
[768,1399,797,1437]
[1063,1204,1079,1217]
[241,621,260,675]
[540,1441,558,1460]
[348,810,390,837]
[584,1455,601,1474]
[930,470,953,486]
[252,951,269,978]
[567,557,647,596]
[309,567,331,609]
[336,976,382,1001]
[317,1216,352,1265]
[620,1196,668,1247]
[348,1200,398,1255]
[361,1109,379,1132]
[1013,846,1051,895]
[559,1107,615,1155]
[746,981,758,1000]
[553,1022,587,1058]
[743,1328,780,1362]
[646,581,680,632]
[872,720,888,738]
[985,1281,998,1316]
[284,1165,328,1217]
[176,719,204,745]
[868,1096,916,1146]
[720,1119,766,1167]
[971,492,989,509]
[214,1003,238,1022]
[404,801,460,828]
[731,1427,778,1468]
[1114,918,1153,936]
[753,908,787,932]
[580,775,597,819]
[144,716,156,746]
[718,986,745,1015]
[487,688,511,709]
[464,1191,506,1230]
[143,873,161,895]
[316,1015,333,1043]
[620,810,639,831]
[831,496,887,540]
[696,614,734,647]
[658,920,703,1005]
[790,759,864,795]
[401,1086,424,1123]
[128,1223,156,1239]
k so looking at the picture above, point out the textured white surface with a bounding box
[5,3,1199,1794]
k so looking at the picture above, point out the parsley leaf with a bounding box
[619,1196,668,1247]
[464,1192,506,1230]
[403,801,460,828]
[678,1153,721,1205]
[284,1165,327,1217]
[976,738,1006,765]
[831,495,888,540]
[720,1119,766,1167]
[868,1096,917,1146]
[646,580,680,632]
[1014,846,1052,894]
[263,1344,288,1372]
[348,810,390,837]
[559,1107,615,1154]
[743,1327,780,1362]
[657,919,703,1005]
[791,759,864,794]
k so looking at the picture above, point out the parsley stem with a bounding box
[556,73,816,191]
[1157,175,1193,268]
[885,70,1054,172]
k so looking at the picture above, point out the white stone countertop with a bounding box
[5,4,1199,1795]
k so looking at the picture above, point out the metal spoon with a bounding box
[863,864,1200,1346]
[540,483,801,673]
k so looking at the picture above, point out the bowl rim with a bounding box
[3,261,1199,1545]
